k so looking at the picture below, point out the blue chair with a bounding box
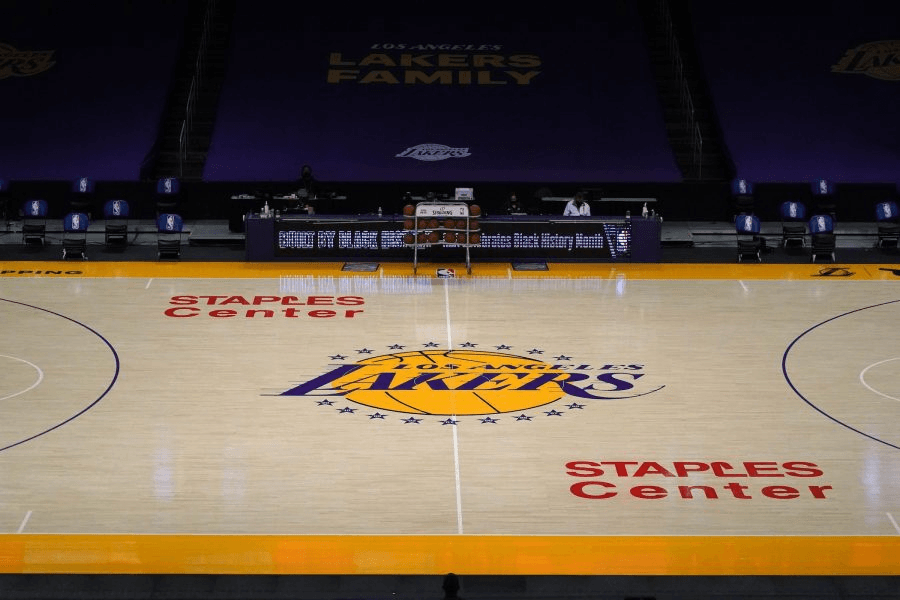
[22,199,49,246]
[809,214,836,262]
[157,213,184,259]
[875,201,899,248]
[62,212,89,260]
[735,214,763,262]
[156,177,180,215]
[731,178,754,216]
[779,201,807,247]
[103,199,130,247]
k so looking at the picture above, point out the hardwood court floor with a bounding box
[1,261,900,575]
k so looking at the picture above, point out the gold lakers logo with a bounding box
[832,40,900,81]
[0,43,56,79]
[278,346,663,422]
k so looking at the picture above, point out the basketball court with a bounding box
[2,260,900,575]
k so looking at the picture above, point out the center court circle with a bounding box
[0,298,120,453]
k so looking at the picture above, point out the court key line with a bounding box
[444,279,464,535]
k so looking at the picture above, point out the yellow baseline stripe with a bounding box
[1,535,899,575]
[2,261,900,280]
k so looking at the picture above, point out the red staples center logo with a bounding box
[565,460,833,501]
[277,345,664,424]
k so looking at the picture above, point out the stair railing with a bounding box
[656,0,703,179]
[178,0,217,177]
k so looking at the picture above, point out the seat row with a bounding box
[734,200,900,263]
[20,199,185,260]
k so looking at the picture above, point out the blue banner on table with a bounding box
[250,216,651,261]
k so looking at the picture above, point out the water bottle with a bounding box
[377,206,382,217]
[642,202,649,218]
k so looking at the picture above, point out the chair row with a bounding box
[736,213,841,263]
[21,200,185,260]
[1,177,182,216]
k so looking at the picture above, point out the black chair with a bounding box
[103,199,130,247]
[157,213,184,259]
[875,201,900,248]
[62,212,89,260]
[70,176,95,216]
[809,214,836,263]
[779,201,807,247]
[156,177,180,216]
[731,178,755,217]
[735,214,764,262]
[811,179,837,219]
[22,199,49,246]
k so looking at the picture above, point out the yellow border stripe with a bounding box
[2,261,900,280]
[1,535,899,575]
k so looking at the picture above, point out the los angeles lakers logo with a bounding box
[278,344,664,423]
[832,40,900,81]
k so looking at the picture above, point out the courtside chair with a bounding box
[157,213,184,259]
[779,201,807,247]
[735,214,764,262]
[811,179,837,219]
[874,201,900,248]
[22,199,49,246]
[809,214,836,263]
[70,176,95,216]
[156,177,180,216]
[103,199,130,247]
[62,212,89,260]
[731,178,755,217]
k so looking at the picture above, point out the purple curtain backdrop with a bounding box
[692,0,900,183]
[1,2,185,180]
[204,9,680,182]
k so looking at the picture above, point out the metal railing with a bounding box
[656,0,703,179]
[178,0,216,177]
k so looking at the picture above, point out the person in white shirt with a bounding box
[563,192,590,216]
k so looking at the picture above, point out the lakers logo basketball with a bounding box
[278,345,663,422]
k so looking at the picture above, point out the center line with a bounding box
[444,279,463,534]
[16,511,32,533]
[444,279,453,350]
